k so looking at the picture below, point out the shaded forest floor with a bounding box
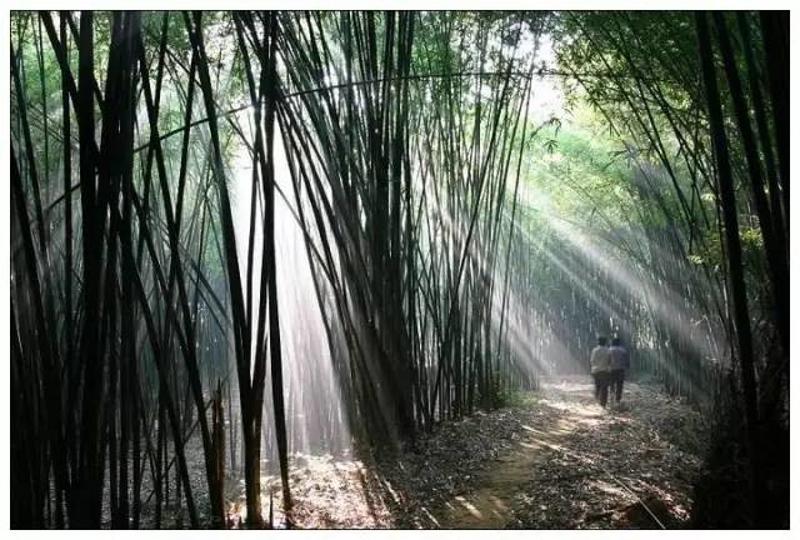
[225,376,708,529]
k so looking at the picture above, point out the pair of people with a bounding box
[589,336,629,408]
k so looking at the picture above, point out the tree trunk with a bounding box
[713,12,789,361]
[759,11,789,222]
[696,11,761,522]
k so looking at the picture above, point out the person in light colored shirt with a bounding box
[589,336,611,407]
[608,336,630,404]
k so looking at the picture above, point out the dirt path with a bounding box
[434,380,705,529]
[435,382,601,528]
[223,377,706,529]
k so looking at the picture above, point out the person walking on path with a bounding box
[589,336,612,407]
[608,336,630,404]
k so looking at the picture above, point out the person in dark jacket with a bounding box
[589,336,611,407]
[608,336,630,404]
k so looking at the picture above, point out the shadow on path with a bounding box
[223,376,706,529]
[433,378,706,529]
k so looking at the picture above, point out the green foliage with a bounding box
[523,110,638,226]
[479,376,522,409]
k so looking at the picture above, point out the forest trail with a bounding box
[229,377,707,529]
[427,380,707,529]
[436,382,596,528]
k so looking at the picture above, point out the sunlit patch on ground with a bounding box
[225,454,392,528]
[504,377,708,529]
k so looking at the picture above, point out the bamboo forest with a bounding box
[8,9,790,530]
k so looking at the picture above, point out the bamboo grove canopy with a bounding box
[9,10,788,529]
